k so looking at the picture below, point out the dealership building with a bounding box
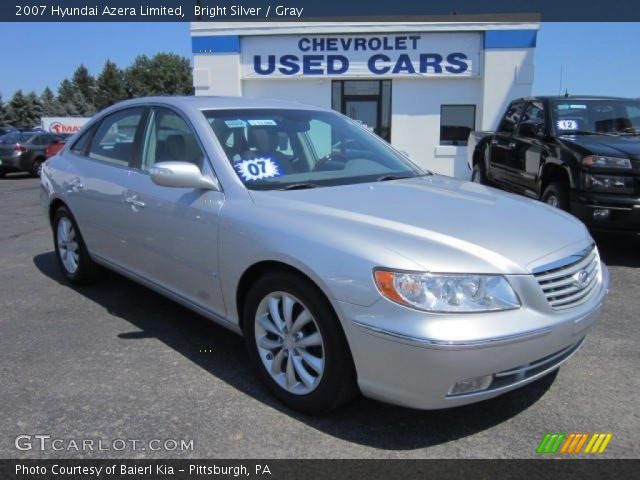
[190,22,539,178]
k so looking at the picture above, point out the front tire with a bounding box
[542,181,570,211]
[52,207,103,284]
[244,272,357,413]
[471,159,488,185]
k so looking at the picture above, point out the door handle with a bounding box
[125,196,146,209]
[491,139,499,145]
[509,142,517,149]
[68,178,84,192]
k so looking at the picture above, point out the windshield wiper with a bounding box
[278,182,320,190]
[619,128,640,136]
[376,174,413,182]
[560,130,618,136]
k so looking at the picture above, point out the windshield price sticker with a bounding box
[557,120,579,131]
[224,119,246,128]
[234,157,282,181]
[248,119,277,126]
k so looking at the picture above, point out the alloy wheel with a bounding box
[56,217,79,274]
[254,292,325,395]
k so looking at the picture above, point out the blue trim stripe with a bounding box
[192,35,240,54]
[484,30,537,49]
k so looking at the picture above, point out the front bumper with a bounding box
[571,190,640,232]
[337,263,609,410]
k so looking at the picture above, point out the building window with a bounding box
[440,105,476,146]
[331,80,392,142]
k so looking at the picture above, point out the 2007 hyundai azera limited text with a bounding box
[40,97,610,412]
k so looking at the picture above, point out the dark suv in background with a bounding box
[469,96,640,232]
[0,131,64,177]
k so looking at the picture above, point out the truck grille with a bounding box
[533,246,601,310]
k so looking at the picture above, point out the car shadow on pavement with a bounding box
[592,232,640,268]
[34,251,556,451]
[1,172,34,180]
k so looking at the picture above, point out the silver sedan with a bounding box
[40,96,609,413]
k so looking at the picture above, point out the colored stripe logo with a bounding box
[537,433,613,454]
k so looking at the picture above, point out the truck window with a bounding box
[517,101,545,136]
[497,101,525,134]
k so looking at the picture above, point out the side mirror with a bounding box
[149,162,220,190]
[519,122,541,138]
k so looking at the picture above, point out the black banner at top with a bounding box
[3,0,640,22]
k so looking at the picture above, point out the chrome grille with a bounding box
[533,246,601,310]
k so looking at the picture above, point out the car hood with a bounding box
[560,134,640,158]
[250,175,591,275]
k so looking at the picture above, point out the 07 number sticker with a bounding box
[234,157,282,182]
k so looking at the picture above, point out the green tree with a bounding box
[6,90,39,128]
[124,53,194,97]
[95,60,126,110]
[0,93,8,124]
[57,79,76,116]
[57,78,92,116]
[25,91,44,127]
[40,87,62,117]
[71,64,96,113]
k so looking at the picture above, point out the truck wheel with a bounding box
[244,271,358,413]
[542,182,570,211]
[471,161,488,185]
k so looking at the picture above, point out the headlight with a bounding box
[584,174,634,194]
[582,155,631,169]
[373,270,521,313]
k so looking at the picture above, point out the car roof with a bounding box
[516,95,637,102]
[105,95,330,113]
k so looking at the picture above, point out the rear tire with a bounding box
[0,172,6,178]
[53,206,103,284]
[31,158,44,177]
[542,181,570,211]
[243,271,358,413]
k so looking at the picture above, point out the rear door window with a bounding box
[89,108,145,167]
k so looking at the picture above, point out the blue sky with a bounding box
[0,22,638,99]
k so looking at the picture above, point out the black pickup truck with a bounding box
[468,96,640,231]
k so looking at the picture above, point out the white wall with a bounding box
[480,48,535,131]
[193,53,242,96]
[391,77,482,178]
[242,79,332,109]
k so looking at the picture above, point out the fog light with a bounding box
[593,209,610,220]
[448,375,493,396]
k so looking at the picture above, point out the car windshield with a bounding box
[551,99,640,135]
[203,109,426,190]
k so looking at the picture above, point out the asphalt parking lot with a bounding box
[1,174,639,459]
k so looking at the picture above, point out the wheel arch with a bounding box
[540,162,572,197]
[235,260,336,335]
[48,197,69,226]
